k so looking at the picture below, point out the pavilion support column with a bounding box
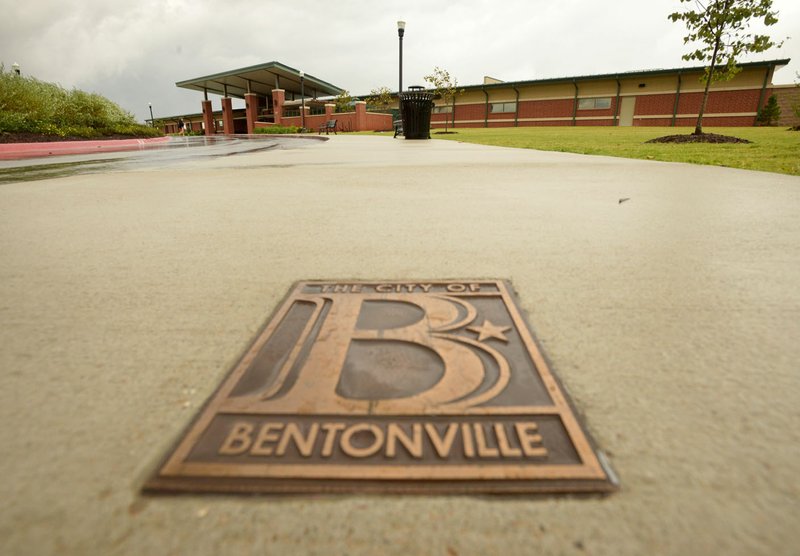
[354,101,367,131]
[201,100,214,136]
[221,97,234,135]
[272,89,285,126]
[245,93,258,134]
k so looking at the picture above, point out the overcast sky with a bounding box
[3,0,798,122]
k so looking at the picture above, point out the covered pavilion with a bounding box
[176,61,344,135]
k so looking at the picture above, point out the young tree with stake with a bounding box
[669,0,782,135]
[424,67,462,133]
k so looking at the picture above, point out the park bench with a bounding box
[318,120,337,135]
[393,119,403,138]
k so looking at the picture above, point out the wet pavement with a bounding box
[1,135,799,556]
[0,135,324,184]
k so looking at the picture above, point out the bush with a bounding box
[756,94,781,126]
[253,125,301,134]
[0,64,161,138]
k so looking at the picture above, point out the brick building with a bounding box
[425,58,792,129]
[157,61,393,135]
[156,59,795,134]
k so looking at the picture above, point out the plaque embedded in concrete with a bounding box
[145,280,617,494]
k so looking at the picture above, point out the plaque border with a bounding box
[144,280,617,495]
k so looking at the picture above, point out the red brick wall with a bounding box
[518,99,574,119]
[708,89,760,112]
[302,114,327,130]
[635,94,675,115]
[443,86,768,128]
[677,89,760,114]
[676,92,704,114]
[455,104,486,121]
[488,111,515,121]
[279,111,390,132]
[365,112,393,131]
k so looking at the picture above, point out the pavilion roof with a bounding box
[176,61,342,99]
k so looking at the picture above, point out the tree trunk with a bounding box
[695,39,720,135]
[695,2,729,135]
[694,77,711,135]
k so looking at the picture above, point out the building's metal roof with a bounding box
[176,61,343,99]
[368,58,791,98]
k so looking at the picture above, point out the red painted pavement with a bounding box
[0,136,171,161]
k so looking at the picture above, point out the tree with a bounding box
[365,86,393,112]
[423,67,463,133]
[333,90,354,113]
[669,0,782,135]
[755,94,780,125]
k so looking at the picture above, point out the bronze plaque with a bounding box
[145,281,617,494]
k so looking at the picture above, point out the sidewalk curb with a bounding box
[0,136,171,160]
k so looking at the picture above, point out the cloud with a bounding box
[2,0,797,122]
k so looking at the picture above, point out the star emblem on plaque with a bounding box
[146,281,617,494]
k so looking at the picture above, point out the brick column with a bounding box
[201,100,214,136]
[354,101,367,131]
[245,93,258,134]
[221,97,234,135]
[325,103,335,121]
[272,89,285,126]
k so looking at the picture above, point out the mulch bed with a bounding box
[646,133,751,144]
[0,133,157,144]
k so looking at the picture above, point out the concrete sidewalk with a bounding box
[0,135,798,555]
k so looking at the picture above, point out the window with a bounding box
[490,102,517,113]
[578,97,612,110]
[432,105,453,114]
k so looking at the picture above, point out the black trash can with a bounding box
[399,86,434,140]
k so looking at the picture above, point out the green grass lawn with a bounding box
[363,126,800,176]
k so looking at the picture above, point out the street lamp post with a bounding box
[12,62,20,76]
[148,103,154,127]
[397,21,405,94]
[299,71,305,131]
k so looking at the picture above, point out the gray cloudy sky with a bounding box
[3,0,798,122]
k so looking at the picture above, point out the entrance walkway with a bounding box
[1,136,798,555]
